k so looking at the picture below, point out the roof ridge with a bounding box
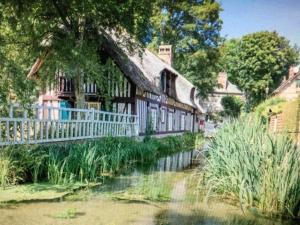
[273,71,300,93]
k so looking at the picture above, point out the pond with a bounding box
[0,150,296,225]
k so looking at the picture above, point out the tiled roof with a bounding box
[214,81,243,95]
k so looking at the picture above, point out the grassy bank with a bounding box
[0,132,204,189]
[203,116,300,218]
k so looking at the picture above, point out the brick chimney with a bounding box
[158,45,173,66]
[217,72,228,89]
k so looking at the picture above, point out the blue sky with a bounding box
[219,0,300,46]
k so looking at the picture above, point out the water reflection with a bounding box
[95,149,297,225]
[96,150,200,194]
[154,150,199,172]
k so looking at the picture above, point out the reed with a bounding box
[0,132,204,186]
[204,116,300,217]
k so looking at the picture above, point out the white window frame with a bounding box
[181,113,185,131]
[168,112,173,131]
[151,108,157,131]
[160,108,165,123]
[87,102,101,110]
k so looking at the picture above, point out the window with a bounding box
[181,114,185,130]
[151,108,157,131]
[160,108,165,123]
[296,80,300,88]
[87,102,101,110]
[161,73,167,92]
[168,112,173,131]
[190,88,195,102]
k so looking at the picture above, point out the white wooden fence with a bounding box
[0,105,139,146]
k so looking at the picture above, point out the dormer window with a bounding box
[161,71,167,92]
[161,70,176,97]
[190,87,195,102]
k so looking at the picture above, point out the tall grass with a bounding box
[204,116,300,217]
[0,155,11,188]
[0,148,29,188]
[0,132,204,186]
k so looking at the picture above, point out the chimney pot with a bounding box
[158,45,173,66]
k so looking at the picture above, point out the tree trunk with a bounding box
[74,71,85,108]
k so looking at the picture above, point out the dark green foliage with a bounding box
[220,32,299,108]
[148,0,222,97]
[220,96,244,117]
[0,133,204,187]
[149,132,204,155]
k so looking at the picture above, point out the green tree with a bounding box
[0,0,153,107]
[0,47,36,109]
[148,0,222,97]
[221,31,299,108]
[220,96,244,118]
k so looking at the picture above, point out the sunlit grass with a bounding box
[53,208,78,219]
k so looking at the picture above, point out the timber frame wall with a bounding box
[39,74,200,136]
[135,92,199,135]
[39,61,200,136]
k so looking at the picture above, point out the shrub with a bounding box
[221,96,244,117]
[253,97,286,123]
[204,116,300,217]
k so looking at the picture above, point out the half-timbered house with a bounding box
[31,33,205,135]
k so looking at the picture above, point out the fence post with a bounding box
[0,104,139,146]
[90,108,95,138]
[135,115,139,136]
[9,105,13,118]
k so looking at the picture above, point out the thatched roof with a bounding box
[193,90,207,113]
[175,75,197,107]
[104,31,205,112]
[102,33,161,94]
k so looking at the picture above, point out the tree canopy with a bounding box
[220,31,299,108]
[0,0,224,107]
[148,0,223,97]
[0,0,153,107]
